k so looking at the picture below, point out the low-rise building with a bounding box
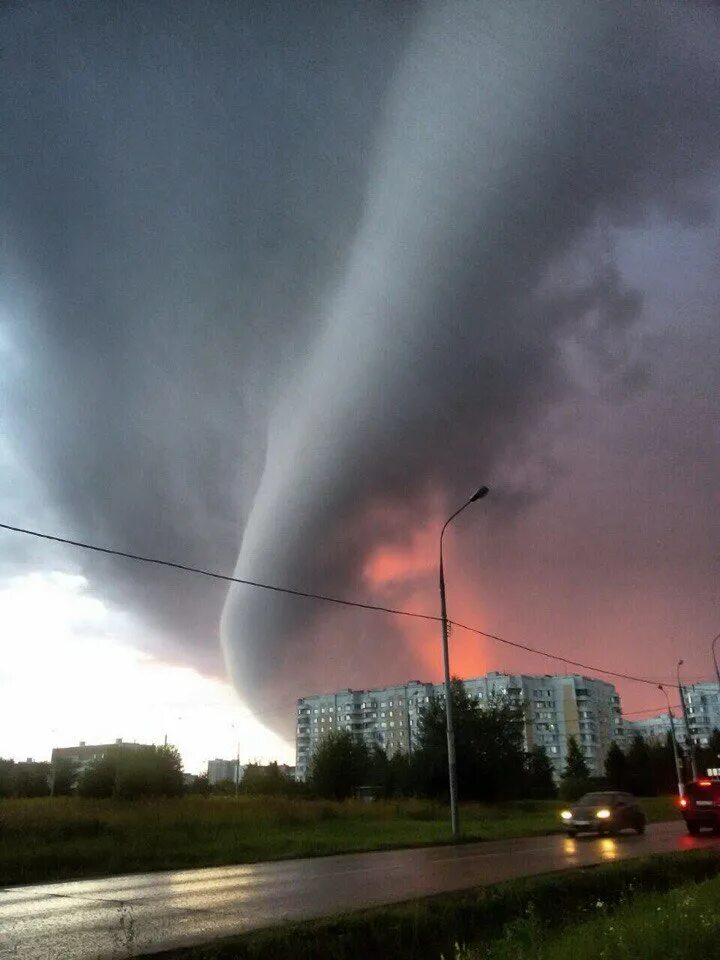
[51,739,150,774]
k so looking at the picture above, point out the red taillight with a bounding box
[679,797,688,808]
[699,780,712,787]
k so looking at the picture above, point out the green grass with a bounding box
[0,794,678,888]
[463,873,720,959]
[152,849,720,960]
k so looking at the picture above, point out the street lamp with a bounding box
[439,485,489,840]
[677,659,698,781]
[711,633,720,689]
[231,723,242,797]
[658,684,684,797]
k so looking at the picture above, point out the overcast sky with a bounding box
[1,0,719,762]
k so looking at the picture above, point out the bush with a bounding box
[78,745,183,799]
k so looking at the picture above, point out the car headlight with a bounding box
[560,810,572,820]
[596,809,611,819]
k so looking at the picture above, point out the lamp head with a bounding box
[470,486,490,502]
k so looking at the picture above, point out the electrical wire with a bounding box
[0,520,703,691]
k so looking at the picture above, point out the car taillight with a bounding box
[679,797,688,808]
[698,780,712,787]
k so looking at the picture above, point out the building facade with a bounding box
[630,682,720,751]
[295,672,625,781]
[207,759,244,786]
[51,739,149,774]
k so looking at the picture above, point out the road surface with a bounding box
[1,820,714,959]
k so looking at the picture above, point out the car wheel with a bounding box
[566,829,577,838]
[687,821,701,836]
[635,818,645,835]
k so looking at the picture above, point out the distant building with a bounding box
[683,682,720,748]
[207,758,244,786]
[51,739,150,774]
[630,682,720,752]
[296,672,626,781]
[625,714,674,744]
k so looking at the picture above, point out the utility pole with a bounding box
[677,659,698,780]
[439,485,489,841]
[659,684,684,796]
[235,739,241,798]
[711,633,720,688]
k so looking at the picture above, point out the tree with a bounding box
[51,758,79,796]
[525,746,557,799]
[13,761,50,797]
[78,745,184,799]
[241,762,297,797]
[626,734,655,796]
[604,741,629,790]
[413,680,527,802]
[563,737,590,780]
[0,759,16,797]
[560,736,591,800]
[308,730,370,800]
[78,753,117,798]
[185,774,211,796]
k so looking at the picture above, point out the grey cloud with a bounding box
[1,1,719,734]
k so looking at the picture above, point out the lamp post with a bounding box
[439,485,489,840]
[711,633,720,689]
[677,660,698,780]
[658,684,684,797]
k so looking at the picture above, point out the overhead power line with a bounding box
[0,520,698,691]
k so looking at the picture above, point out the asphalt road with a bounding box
[1,820,715,960]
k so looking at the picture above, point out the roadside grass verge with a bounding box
[462,871,720,959]
[0,794,677,887]
[153,849,720,960]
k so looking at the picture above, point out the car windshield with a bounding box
[578,793,612,805]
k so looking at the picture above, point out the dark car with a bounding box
[680,778,720,834]
[560,791,646,837]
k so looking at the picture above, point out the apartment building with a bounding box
[295,672,625,781]
[207,758,245,786]
[630,682,720,751]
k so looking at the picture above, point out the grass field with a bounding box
[0,794,678,887]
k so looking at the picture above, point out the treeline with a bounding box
[604,729,720,797]
[307,682,720,802]
[0,746,187,800]
[308,680,557,802]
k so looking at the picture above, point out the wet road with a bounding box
[1,820,714,959]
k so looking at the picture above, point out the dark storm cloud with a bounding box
[1,0,409,672]
[2,1,719,731]
[221,1,720,726]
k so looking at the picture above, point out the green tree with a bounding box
[14,761,50,797]
[0,759,16,797]
[78,753,117,798]
[563,737,590,780]
[560,736,592,799]
[185,773,211,796]
[51,758,79,796]
[413,680,527,802]
[626,734,655,796]
[241,762,297,797]
[78,745,184,799]
[525,746,557,799]
[604,741,628,790]
[308,730,370,800]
